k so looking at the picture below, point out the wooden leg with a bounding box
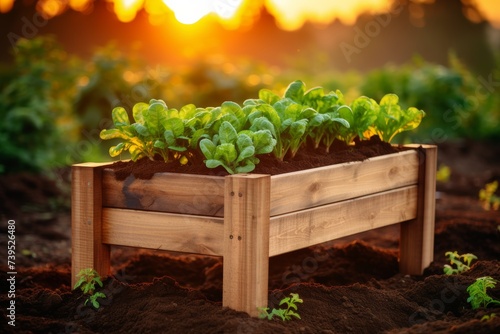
[223,174,270,317]
[400,145,437,275]
[71,164,110,287]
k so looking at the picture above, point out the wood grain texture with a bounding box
[102,171,226,216]
[269,185,418,257]
[223,174,271,317]
[400,145,437,275]
[71,165,110,287]
[269,149,419,216]
[102,208,224,256]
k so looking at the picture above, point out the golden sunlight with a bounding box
[265,0,393,30]
[3,0,500,29]
[467,0,500,28]
[162,0,242,24]
[0,0,14,13]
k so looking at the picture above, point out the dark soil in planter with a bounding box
[109,136,403,179]
[1,140,500,333]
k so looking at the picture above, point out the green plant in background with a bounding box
[467,276,500,310]
[74,268,107,309]
[479,181,500,211]
[259,293,303,321]
[359,54,500,142]
[0,36,83,173]
[443,251,477,275]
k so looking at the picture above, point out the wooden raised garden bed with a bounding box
[71,144,437,316]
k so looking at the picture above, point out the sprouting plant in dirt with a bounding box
[481,313,496,322]
[467,276,500,310]
[258,293,303,321]
[479,180,500,211]
[443,251,477,275]
[74,268,107,309]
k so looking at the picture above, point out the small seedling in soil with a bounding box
[479,180,500,211]
[74,268,106,309]
[467,276,500,310]
[481,313,496,322]
[443,251,477,275]
[259,293,303,321]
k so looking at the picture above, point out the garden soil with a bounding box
[1,138,500,333]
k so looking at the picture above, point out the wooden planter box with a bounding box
[71,144,437,316]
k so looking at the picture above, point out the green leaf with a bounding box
[199,139,216,159]
[144,102,167,137]
[235,162,255,173]
[132,102,148,124]
[163,117,184,137]
[219,121,238,145]
[109,143,126,157]
[112,107,130,127]
[154,140,166,149]
[214,143,237,164]
[252,130,276,154]
[284,80,306,103]
[132,123,150,137]
[259,89,280,105]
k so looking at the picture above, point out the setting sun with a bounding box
[2,0,500,28]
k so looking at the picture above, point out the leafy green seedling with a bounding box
[259,293,303,321]
[467,276,500,310]
[481,313,496,322]
[443,251,477,275]
[74,268,106,309]
[200,120,275,174]
[479,181,500,211]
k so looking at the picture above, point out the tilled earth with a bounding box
[0,139,499,333]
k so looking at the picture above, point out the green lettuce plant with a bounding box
[99,79,426,173]
[199,120,275,174]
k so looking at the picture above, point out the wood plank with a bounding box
[269,185,418,257]
[102,171,226,216]
[270,149,419,216]
[400,145,437,275]
[71,165,110,287]
[223,174,271,317]
[102,208,224,256]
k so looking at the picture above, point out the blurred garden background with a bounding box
[0,0,499,177]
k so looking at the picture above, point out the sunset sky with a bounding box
[1,0,499,29]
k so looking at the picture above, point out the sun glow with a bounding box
[2,0,500,29]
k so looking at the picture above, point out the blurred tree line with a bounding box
[0,36,499,175]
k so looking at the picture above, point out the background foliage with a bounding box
[0,36,499,174]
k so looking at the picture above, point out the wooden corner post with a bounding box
[223,174,271,317]
[71,163,111,287]
[400,145,437,275]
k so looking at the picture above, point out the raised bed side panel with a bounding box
[400,145,437,275]
[269,149,419,216]
[102,172,225,216]
[102,208,224,256]
[223,174,271,317]
[71,163,111,287]
[269,185,418,257]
